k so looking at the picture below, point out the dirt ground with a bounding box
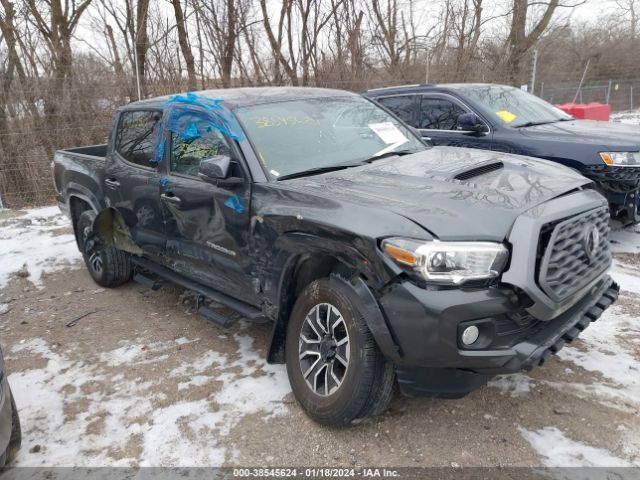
[0,208,639,468]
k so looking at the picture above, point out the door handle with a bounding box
[161,192,182,205]
[105,178,120,189]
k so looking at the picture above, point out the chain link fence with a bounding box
[1,78,639,211]
[539,79,639,112]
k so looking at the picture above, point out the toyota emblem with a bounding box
[583,225,600,261]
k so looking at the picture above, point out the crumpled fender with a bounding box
[94,207,143,255]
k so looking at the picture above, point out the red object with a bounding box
[555,102,611,121]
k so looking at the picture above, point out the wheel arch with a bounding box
[266,241,401,365]
[69,195,95,248]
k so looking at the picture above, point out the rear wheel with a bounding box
[285,277,394,426]
[77,210,132,288]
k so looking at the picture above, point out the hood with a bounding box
[284,147,591,241]
[518,119,640,149]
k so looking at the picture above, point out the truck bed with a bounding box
[53,144,108,217]
[59,144,108,159]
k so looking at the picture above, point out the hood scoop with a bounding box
[453,160,504,181]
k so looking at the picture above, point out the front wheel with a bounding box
[285,277,395,426]
[76,210,132,288]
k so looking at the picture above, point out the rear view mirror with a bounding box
[458,113,489,133]
[199,155,231,182]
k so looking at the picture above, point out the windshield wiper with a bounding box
[364,149,415,163]
[514,120,561,128]
[276,161,365,181]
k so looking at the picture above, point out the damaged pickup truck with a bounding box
[53,87,619,426]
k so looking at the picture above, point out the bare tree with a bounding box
[260,0,298,85]
[615,0,638,40]
[171,0,197,90]
[135,0,151,95]
[503,0,565,85]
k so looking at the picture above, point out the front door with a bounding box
[159,112,257,305]
[417,94,492,149]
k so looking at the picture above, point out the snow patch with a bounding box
[610,109,640,126]
[488,374,534,397]
[9,335,290,466]
[520,426,634,467]
[0,206,80,288]
[556,308,639,401]
[610,224,640,254]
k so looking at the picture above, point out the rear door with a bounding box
[375,95,419,127]
[417,94,492,149]
[105,109,166,257]
[159,112,258,305]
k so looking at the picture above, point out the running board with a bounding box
[133,272,163,290]
[196,296,236,328]
[130,257,266,322]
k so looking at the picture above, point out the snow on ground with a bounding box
[2,202,640,467]
[0,206,80,288]
[610,109,640,126]
[487,373,534,397]
[610,222,640,254]
[8,333,290,466]
[520,426,635,467]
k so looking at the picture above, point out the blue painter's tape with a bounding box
[153,91,245,170]
[224,195,245,214]
[154,140,165,164]
[183,122,201,141]
[159,176,170,191]
[163,92,244,141]
[152,121,165,164]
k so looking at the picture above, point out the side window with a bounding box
[376,96,416,125]
[419,97,467,130]
[115,110,161,167]
[170,116,233,177]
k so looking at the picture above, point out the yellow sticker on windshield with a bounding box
[495,110,517,124]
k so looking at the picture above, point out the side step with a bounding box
[130,257,266,323]
[133,272,163,290]
[196,296,236,328]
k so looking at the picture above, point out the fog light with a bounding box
[461,326,479,345]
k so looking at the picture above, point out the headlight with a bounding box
[600,152,640,166]
[382,238,509,285]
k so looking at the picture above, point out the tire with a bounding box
[76,210,132,288]
[285,277,395,426]
[1,388,21,467]
[6,388,21,463]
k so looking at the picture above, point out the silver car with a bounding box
[0,346,20,467]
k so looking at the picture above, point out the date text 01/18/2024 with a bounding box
[233,468,401,478]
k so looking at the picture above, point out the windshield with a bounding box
[457,85,573,128]
[234,95,426,179]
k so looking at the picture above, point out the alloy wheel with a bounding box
[298,302,350,396]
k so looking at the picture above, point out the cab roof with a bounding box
[364,83,513,96]
[125,86,357,110]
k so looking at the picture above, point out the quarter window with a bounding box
[376,96,416,124]
[115,110,161,167]
[419,97,467,130]
[170,116,233,177]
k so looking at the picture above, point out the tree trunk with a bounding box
[172,0,197,91]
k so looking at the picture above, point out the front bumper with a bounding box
[582,165,640,221]
[378,275,618,398]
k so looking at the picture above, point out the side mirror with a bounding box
[198,155,231,182]
[457,113,489,133]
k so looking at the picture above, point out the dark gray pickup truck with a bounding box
[53,87,619,425]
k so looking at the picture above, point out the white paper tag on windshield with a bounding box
[368,122,408,145]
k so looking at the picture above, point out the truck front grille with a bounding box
[537,207,611,302]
